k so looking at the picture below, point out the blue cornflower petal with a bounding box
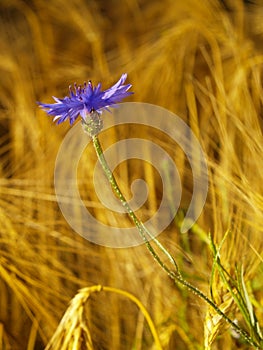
[38,74,133,125]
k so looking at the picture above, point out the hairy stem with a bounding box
[91,134,258,348]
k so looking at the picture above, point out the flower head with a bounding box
[38,73,133,125]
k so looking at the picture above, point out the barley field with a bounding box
[0,0,262,349]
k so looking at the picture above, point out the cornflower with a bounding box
[38,73,133,126]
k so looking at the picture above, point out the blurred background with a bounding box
[0,0,263,349]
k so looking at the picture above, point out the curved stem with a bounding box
[91,135,258,349]
[100,285,163,350]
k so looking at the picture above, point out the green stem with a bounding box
[91,135,259,349]
[92,135,177,275]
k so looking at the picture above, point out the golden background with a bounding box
[0,0,262,349]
